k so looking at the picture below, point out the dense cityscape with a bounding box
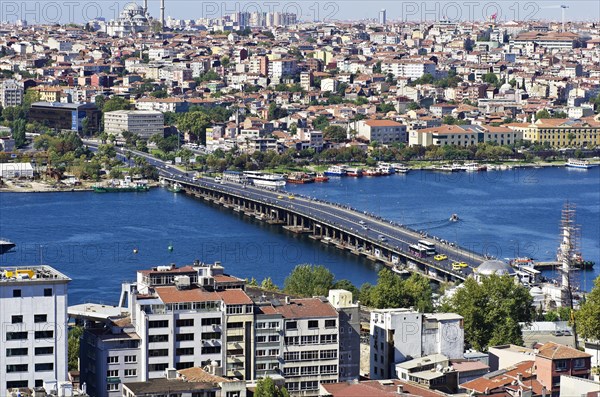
[0,2,600,397]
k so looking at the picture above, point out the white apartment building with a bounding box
[370,308,464,380]
[0,266,70,396]
[0,79,24,108]
[382,60,437,79]
[269,59,297,80]
[103,110,164,139]
[356,120,407,144]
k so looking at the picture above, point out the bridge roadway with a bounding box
[87,142,488,283]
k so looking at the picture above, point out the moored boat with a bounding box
[314,173,329,182]
[324,165,347,176]
[93,176,149,193]
[243,171,286,189]
[377,163,394,175]
[166,183,183,193]
[566,158,593,169]
[287,172,315,184]
[346,167,363,177]
[0,238,16,255]
[363,168,381,176]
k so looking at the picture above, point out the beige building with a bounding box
[507,117,600,147]
[104,110,164,139]
[409,124,522,147]
[356,120,407,144]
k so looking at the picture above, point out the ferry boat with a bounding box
[93,177,149,193]
[432,164,459,172]
[243,171,286,189]
[377,163,394,175]
[314,173,329,182]
[166,183,183,193]
[392,265,410,277]
[363,168,381,176]
[324,165,347,176]
[346,167,363,177]
[378,163,395,175]
[464,162,487,172]
[0,238,16,255]
[392,163,410,174]
[566,158,593,169]
[287,172,315,184]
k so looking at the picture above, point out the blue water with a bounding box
[0,166,598,304]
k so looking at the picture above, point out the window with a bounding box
[35,347,53,355]
[107,356,119,364]
[201,346,221,354]
[175,333,194,342]
[11,315,23,324]
[13,289,21,297]
[148,349,168,357]
[201,332,221,340]
[201,318,221,326]
[6,381,28,388]
[35,330,53,339]
[124,369,137,377]
[6,331,28,340]
[107,370,118,377]
[320,365,337,374]
[268,335,279,342]
[555,360,567,371]
[286,321,297,330]
[284,352,299,361]
[176,362,194,370]
[320,334,337,344]
[301,335,319,344]
[301,366,318,375]
[35,363,54,372]
[176,319,194,327]
[44,288,52,296]
[176,347,194,356]
[7,348,28,356]
[228,322,243,329]
[573,358,586,369]
[6,364,28,373]
[149,320,169,328]
[268,349,279,356]
[34,314,47,323]
[301,351,318,361]
[149,334,169,343]
[308,320,318,329]
[320,350,337,359]
[285,336,299,345]
[256,336,266,343]
[284,367,299,376]
[149,363,169,372]
[325,319,336,328]
[107,384,119,392]
[124,355,137,363]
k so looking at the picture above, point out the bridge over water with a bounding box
[162,175,488,284]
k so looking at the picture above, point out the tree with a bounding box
[261,277,279,291]
[177,111,211,144]
[313,114,330,130]
[102,96,130,113]
[254,377,290,397]
[440,275,534,351]
[323,125,347,143]
[68,326,83,371]
[482,72,499,85]
[407,101,421,110]
[284,264,335,297]
[577,276,600,342]
[536,109,551,120]
[359,269,433,312]
[12,119,27,147]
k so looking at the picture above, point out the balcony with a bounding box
[227,355,244,364]
[227,342,243,350]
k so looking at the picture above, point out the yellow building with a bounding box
[34,86,63,102]
[509,117,600,147]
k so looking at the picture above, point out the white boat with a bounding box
[243,171,286,189]
[566,158,593,169]
[392,163,409,173]
[324,165,347,176]
[377,163,395,175]
[392,265,410,276]
[433,164,459,172]
[464,162,486,172]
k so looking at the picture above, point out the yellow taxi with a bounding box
[434,254,448,261]
[452,262,468,270]
[288,195,295,199]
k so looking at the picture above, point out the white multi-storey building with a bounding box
[382,60,437,79]
[370,308,464,380]
[0,266,70,396]
[269,59,297,80]
[356,120,407,144]
[104,110,164,139]
[0,79,24,108]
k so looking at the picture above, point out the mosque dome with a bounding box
[476,259,516,276]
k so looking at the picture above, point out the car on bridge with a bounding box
[288,195,295,199]
[378,235,387,242]
[452,261,468,270]
[434,254,448,261]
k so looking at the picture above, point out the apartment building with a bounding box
[256,296,341,396]
[327,290,360,382]
[104,110,164,139]
[370,309,464,380]
[269,59,297,80]
[382,60,437,79]
[535,342,592,397]
[29,102,101,133]
[0,79,24,107]
[0,266,70,396]
[356,120,407,144]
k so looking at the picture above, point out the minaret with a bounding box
[143,0,148,14]
[160,0,165,30]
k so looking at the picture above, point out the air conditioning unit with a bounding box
[211,339,216,343]
[212,324,217,330]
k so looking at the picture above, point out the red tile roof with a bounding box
[270,298,338,319]
[536,342,592,360]
[155,286,220,304]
